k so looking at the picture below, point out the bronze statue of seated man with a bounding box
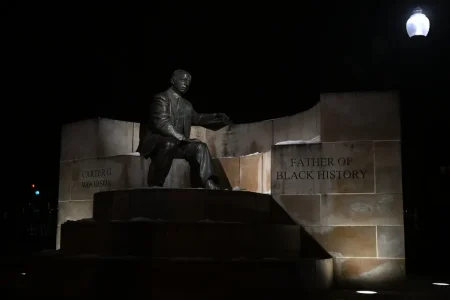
[137,69,231,190]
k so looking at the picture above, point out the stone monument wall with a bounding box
[57,91,404,288]
[270,92,404,288]
[187,92,404,288]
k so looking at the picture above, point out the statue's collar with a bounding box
[167,88,181,100]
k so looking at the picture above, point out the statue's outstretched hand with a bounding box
[216,113,232,124]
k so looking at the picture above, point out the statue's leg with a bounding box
[181,141,219,189]
[147,140,178,187]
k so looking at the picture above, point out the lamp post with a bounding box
[402,6,439,277]
[400,6,432,277]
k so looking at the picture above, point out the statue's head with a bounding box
[170,69,191,95]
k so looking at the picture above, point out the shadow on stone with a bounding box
[269,199,297,225]
[300,227,332,259]
[212,159,232,190]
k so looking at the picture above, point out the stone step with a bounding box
[60,219,301,259]
[24,252,333,297]
[93,188,295,224]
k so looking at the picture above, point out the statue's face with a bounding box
[172,73,191,95]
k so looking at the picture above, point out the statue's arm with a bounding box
[191,110,217,126]
[192,109,232,128]
[151,96,186,141]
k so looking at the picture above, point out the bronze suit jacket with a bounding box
[136,89,226,158]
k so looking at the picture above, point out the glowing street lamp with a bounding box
[406,7,430,37]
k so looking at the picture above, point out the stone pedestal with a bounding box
[39,188,335,295]
[92,188,286,223]
[60,189,299,257]
[61,220,302,259]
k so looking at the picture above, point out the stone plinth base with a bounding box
[60,220,301,259]
[93,188,295,224]
[47,188,334,293]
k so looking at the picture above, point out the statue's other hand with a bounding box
[216,113,232,124]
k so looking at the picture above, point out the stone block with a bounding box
[189,126,207,142]
[59,162,71,201]
[58,200,93,225]
[294,258,334,290]
[271,142,374,195]
[240,153,263,192]
[217,157,240,189]
[321,194,403,226]
[262,151,271,193]
[60,118,134,161]
[56,225,61,250]
[60,221,301,259]
[304,226,376,258]
[334,258,405,288]
[278,195,321,225]
[375,141,403,193]
[206,120,273,157]
[132,122,140,152]
[60,119,98,161]
[127,155,149,187]
[97,119,134,157]
[70,154,146,201]
[273,103,321,144]
[320,91,401,142]
[66,154,200,197]
[93,189,278,224]
[377,226,405,258]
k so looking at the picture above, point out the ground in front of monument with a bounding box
[2,264,449,299]
[326,279,450,299]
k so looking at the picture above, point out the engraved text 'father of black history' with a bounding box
[276,157,368,180]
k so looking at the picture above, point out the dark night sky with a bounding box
[3,1,449,191]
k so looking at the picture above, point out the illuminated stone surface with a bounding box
[321,194,403,226]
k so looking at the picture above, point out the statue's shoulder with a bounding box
[153,91,169,101]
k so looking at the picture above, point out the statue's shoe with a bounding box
[205,179,220,190]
